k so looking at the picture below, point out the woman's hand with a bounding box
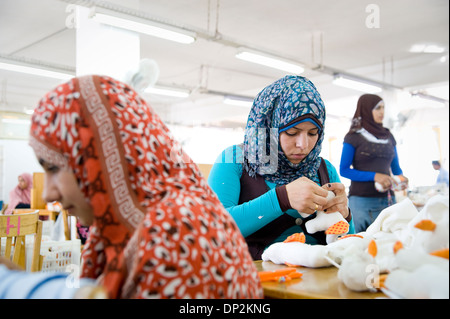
[0,256,22,271]
[396,175,409,190]
[322,183,349,219]
[374,173,394,190]
[285,177,329,215]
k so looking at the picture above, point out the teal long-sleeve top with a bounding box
[207,145,355,246]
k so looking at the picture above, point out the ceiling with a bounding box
[0,0,448,129]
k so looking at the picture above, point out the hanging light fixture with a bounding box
[0,61,73,80]
[89,7,196,44]
[223,94,254,107]
[332,74,383,93]
[144,86,190,98]
[236,47,304,74]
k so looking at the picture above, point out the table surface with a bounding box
[255,260,386,299]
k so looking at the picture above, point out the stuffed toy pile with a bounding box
[261,194,449,299]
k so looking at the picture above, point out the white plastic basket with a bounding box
[0,237,8,257]
[3,219,81,273]
[38,239,81,273]
[23,238,81,273]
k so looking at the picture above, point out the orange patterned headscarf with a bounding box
[29,75,262,299]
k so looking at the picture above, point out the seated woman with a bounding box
[208,75,355,259]
[4,173,33,215]
[0,74,262,299]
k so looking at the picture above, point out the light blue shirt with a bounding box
[436,168,449,186]
[0,265,96,299]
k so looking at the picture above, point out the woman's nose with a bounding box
[42,175,60,203]
[295,133,308,149]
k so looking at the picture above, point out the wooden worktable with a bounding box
[255,260,386,299]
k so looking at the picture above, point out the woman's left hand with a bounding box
[398,175,409,190]
[321,183,349,219]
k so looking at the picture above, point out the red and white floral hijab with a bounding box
[29,75,262,299]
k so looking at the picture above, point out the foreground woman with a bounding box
[1,74,261,299]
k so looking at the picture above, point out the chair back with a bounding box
[31,172,46,209]
[0,212,43,271]
[0,203,7,215]
[14,208,59,221]
[14,209,71,241]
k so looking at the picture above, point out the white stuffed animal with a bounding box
[336,195,449,297]
[299,191,349,244]
[261,242,331,268]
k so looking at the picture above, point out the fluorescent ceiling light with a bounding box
[410,91,448,105]
[90,8,196,44]
[409,44,445,54]
[236,48,304,74]
[421,84,449,100]
[332,74,382,94]
[0,62,73,80]
[144,86,190,98]
[223,95,253,107]
[1,118,31,125]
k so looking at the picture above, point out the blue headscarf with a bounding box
[243,75,326,185]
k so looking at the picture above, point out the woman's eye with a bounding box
[46,166,60,173]
[39,159,60,173]
[285,131,297,136]
[38,158,59,173]
[42,164,59,174]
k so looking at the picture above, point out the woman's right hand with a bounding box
[285,177,329,215]
[374,173,394,190]
[0,256,22,271]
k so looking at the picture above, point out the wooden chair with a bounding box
[0,203,8,215]
[13,209,71,241]
[61,210,71,241]
[0,212,43,272]
[13,208,59,221]
[31,172,46,210]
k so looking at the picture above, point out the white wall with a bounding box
[0,139,43,204]
[168,125,245,164]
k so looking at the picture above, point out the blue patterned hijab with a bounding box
[243,75,326,185]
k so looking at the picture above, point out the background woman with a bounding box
[340,94,408,233]
[208,75,354,260]
[4,173,33,215]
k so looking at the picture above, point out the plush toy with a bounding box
[336,242,377,292]
[262,193,449,298]
[383,244,449,298]
[339,195,449,297]
[261,241,331,268]
[261,191,350,267]
[380,195,449,298]
[406,194,449,253]
[375,175,407,193]
[299,191,349,244]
